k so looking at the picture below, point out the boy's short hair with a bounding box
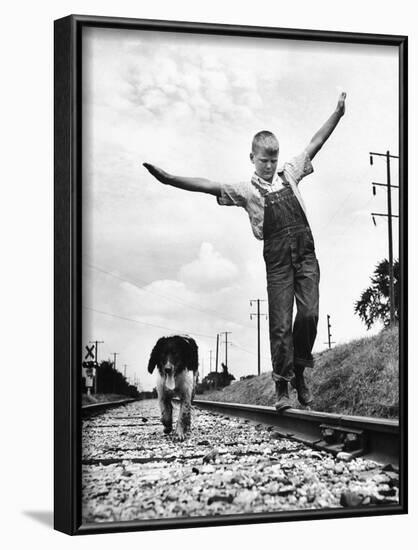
[252,131,279,154]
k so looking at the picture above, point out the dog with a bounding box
[148,335,199,441]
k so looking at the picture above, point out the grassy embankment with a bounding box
[199,326,399,419]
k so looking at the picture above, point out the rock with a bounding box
[340,491,364,507]
[207,494,234,505]
[336,452,352,462]
[203,449,218,463]
[382,463,398,472]
[357,469,381,481]
[334,464,344,474]
[378,487,396,497]
[386,473,399,487]
[304,450,323,459]
[235,490,258,505]
[370,495,398,505]
[372,474,391,484]
[306,491,316,503]
[276,485,295,496]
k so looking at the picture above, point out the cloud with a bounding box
[179,242,239,292]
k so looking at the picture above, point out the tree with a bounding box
[354,259,399,329]
[195,366,235,394]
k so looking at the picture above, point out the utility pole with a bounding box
[250,299,268,375]
[112,352,119,371]
[215,334,219,373]
[220,332,232,369]
[324,314,335,349]
[89,340,104,394]
[370,150,399,325]
[209,350,213,373]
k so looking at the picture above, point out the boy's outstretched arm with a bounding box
[142,163,221,197]
[306,92,346,160]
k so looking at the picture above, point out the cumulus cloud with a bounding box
[179,242,239,292]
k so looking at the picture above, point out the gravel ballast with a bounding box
[82,399,399,524]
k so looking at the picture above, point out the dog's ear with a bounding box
[148,338,165,374]
[186,337,199,372]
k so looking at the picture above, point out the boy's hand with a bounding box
[142,162,170,184]
[336,92,346,117]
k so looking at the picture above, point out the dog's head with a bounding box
[147,336,198,391]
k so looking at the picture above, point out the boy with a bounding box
[143,92,346,412]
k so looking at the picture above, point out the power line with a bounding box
[83,305,217,341]
[230,341,257,356]
[84,306,257,359]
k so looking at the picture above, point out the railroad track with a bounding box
[81,398,400,529]
[82,398,136,417]
[193,399,400,467]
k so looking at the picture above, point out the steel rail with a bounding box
[82,398,136,417]
[193,399,399,467]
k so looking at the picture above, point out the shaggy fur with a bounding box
[148,335,199,441]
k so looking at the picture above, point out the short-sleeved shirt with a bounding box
[216,150,314,240]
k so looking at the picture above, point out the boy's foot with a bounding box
[274,381,292,412]
[290,370,313,406]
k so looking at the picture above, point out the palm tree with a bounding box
[354,259,399,329]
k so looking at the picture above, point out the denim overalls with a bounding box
[261,177,320,383]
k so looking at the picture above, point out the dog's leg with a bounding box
[174,371,194,441]
[175,398,191,442]
[160,395,173,435]
[157,378,173,435]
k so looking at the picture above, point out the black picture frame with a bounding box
[54,14,408,536]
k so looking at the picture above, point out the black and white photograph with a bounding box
[54,15,406,535]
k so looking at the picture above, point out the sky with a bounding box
[81,27,399,390]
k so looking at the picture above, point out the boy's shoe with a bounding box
[274,381,291,412]
[290,369,313,406]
